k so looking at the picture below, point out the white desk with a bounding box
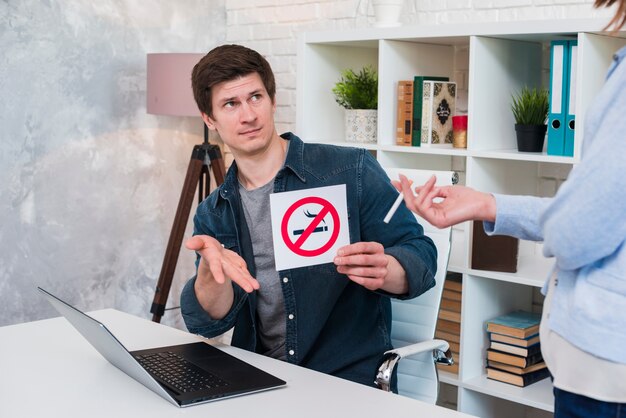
[0,309,475,418]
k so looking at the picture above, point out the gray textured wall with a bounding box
[0,1,226,328]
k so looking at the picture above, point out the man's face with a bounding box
[203,72,276,157]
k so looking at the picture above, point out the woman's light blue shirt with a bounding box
[484,45,626,364]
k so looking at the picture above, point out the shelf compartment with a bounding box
[439,370,461,386]
[378,39,456,147]
[470,149,576,164]
[460,276,536,380]
[462,373,554,413]
[297,42,378,144]
[379,144,469,157]
[466,254,553,288]
[468,35,544,153]
[467,158,544,197]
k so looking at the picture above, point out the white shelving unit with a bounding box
[297,19,626,417]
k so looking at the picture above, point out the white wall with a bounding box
[0,0,614,328]
[0,1,225,328]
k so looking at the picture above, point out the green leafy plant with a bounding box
[332,66,378,110]
[511,87,549,126]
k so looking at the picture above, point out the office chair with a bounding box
[375,168,457,404]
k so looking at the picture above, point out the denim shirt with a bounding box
[484,46,626,364]
[181,133,437,387]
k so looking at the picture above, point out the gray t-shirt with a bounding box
[239,179,286,360]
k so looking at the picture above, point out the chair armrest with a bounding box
[384,339,449,359]
[375,339,454,392]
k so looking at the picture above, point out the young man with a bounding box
[180,44,437,389]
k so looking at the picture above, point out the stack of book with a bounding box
[485,310,550,387]
[396,76,454,147]
[435,272,462,375]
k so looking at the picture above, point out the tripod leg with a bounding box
[151,147,204,323]
[207,145,226,186]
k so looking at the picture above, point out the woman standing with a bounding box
[395,1,626,416]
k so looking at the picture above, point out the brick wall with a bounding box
[224,0,611,134]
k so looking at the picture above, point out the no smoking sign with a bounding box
[270,185,350,270]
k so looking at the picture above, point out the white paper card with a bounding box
[269,184,350,270]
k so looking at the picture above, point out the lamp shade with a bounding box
[146,53,204,117]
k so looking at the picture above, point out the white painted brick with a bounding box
[276,122,296,134]
[440,9,500,24]
[275,71,297,89]
[275,88,294,106]
[318,0,359,20]
[268,56,297,74]
[498,6,560,20]
[550,0,590,4]
[270,38,298,56]
[228,0,317,9]
[226,10,237,25]
[275,105,296,124]
[494,0,533,8]
[250,23,293,41]
[236,40,272,56]
[473,0,494,10]
[446,0,472,10]
[226,25,252,42]
[232,7,277,25]
[274,3,319,22]
[420,0,446,11]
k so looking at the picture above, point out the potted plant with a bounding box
[372,0,406,28]
[511,87,549,152]
[332,65,378,143]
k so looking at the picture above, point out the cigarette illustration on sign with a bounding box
[293,210,328,236]
[270,184,350,270]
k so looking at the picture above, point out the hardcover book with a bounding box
[442,289,462,302]
[411,76,449,146]
[486,310,541,339]
[486,349,543,368]
[396,80,414,146]
[421,81,456,147]
[437,319,461,334]
[444,274,462,292]
[441,298,462,313]
[448,341,460,353]
[487,360,547,376]
[490,332,540,348]
[435,330,460,344]
[487,366,550,387]
[437,361,459,375]
[439,309,461,323]
[490,341,541,357]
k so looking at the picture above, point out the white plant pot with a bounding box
[372,0,405,28]
[345,109,377,144]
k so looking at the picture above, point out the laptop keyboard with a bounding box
[135,351,229,394]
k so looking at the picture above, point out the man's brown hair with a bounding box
[191,44,276,118]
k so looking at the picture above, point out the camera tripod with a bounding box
[150,126,226,323]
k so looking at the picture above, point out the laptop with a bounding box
[38,287,286,407]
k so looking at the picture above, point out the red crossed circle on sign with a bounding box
[281,196,340,257]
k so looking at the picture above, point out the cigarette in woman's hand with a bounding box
[383,192,404,224]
